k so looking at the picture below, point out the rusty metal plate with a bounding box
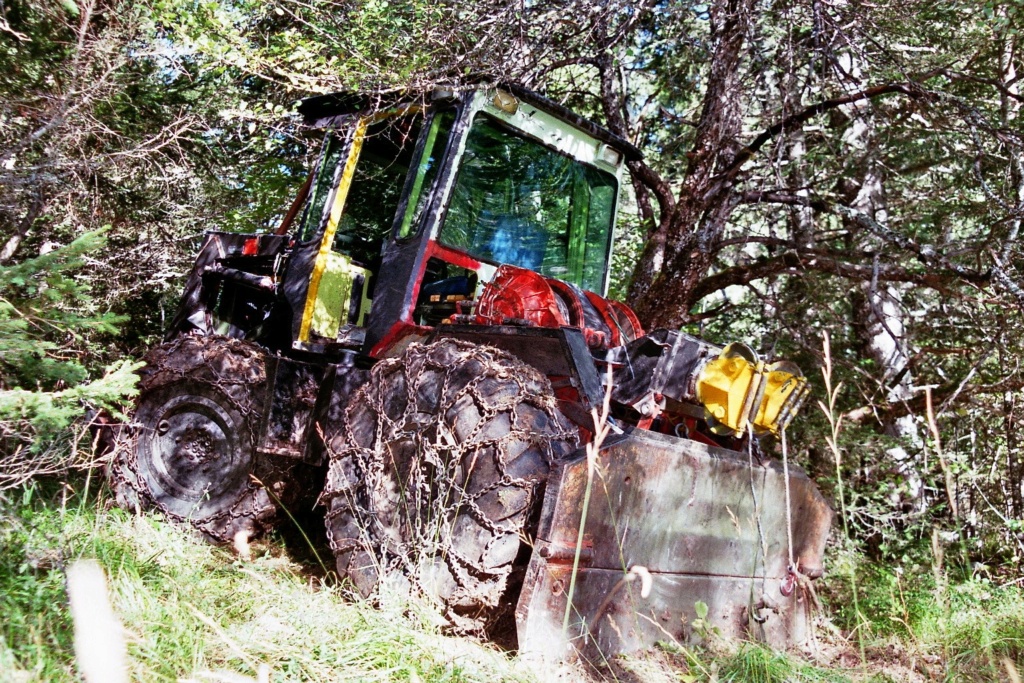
[257,356,324,459]
[516,426,832,662]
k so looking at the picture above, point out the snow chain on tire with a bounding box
[320,339,579,631]
[108,335,307,543]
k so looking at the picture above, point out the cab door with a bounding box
[290,110,450,350]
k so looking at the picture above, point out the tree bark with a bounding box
[0,186,43,265]
[997,21,1023,520]
[628,0,754,327]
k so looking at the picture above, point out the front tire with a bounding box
[109,336,302,542]
[320,339,579,630]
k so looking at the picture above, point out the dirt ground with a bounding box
[567,615,943,683]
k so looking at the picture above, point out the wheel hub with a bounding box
[137,391,251,519]
[175,424,217,465]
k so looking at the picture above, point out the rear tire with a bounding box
[109,336,303,543]
[321,339,578,630]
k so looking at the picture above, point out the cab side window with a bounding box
[297,133,346,244]
[333,115,424,268]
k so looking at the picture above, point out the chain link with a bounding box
[321,339,578,630]
[108,335,287,542]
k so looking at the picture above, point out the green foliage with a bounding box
[607,196,645,303]
[0,231,122,386]
[0,0,319,361]
[690,600,722,642]
[0,230,139,456]
[0,363,139,441]
[152,0,447,95]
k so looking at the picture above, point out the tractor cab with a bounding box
[169,85,641,360]
[280,86,640,357]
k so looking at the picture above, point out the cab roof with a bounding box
[297,83,643,163]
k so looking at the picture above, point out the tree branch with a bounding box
[704,79,936,202]
[691,248,987,304]
[941,68,1024,105]
[737,190,987,281]
[595,53,675,235]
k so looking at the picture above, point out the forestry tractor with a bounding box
[109,85,832,662]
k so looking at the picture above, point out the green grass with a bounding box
[818,541,1024,682]
[4,477,1024,683]
[0,480,536,683]
[926,579,1024,680]
[821,545,943,641]
[716,644,852,683]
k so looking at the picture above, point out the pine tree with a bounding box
[0,229,140,486]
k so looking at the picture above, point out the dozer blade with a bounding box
[515,426,832,663]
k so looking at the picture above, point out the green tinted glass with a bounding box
[399,109,456,238]
[297,133,346,243]
[438,114,616,291]
[332,115,423,267]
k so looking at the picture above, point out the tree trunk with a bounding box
[998,21,1022,521]
[627,0,754,328]
[0,187,43,264]
[839,89,925,510]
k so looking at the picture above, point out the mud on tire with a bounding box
[320,339,579,630]
[108,335,306,543]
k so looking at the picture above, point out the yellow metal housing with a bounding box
[753,362,809,436]
[696,348,808,436]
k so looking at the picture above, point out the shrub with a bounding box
[0,229,140,487]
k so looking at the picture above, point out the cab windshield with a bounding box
[438,113,616,291]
